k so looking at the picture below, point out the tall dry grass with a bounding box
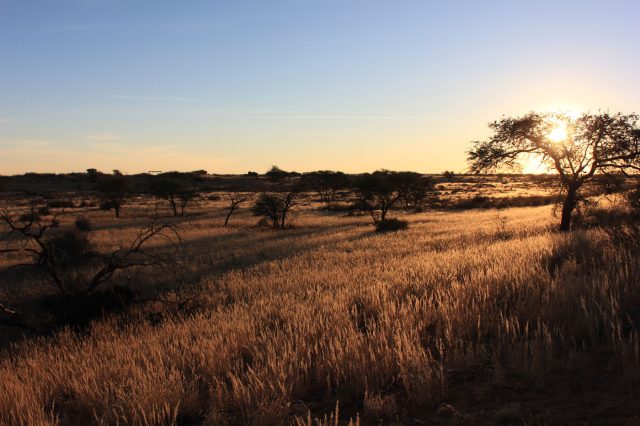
[1,203,639,424]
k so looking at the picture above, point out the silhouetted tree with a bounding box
[302,170,349,202]
[96,175,133,218]
[246,171,259,178]
[85,168,102,183]
[252,190,303,229]
[354,170,404,223]
[224,192,252,226]
[468,112,640,231]
[150,178,197,216]
[0,209,181,328]
[395,172,433,208]
[266,165,289,183]
[442,170,456,181]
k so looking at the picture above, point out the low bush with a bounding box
[37,206,52,216]
[41,285,135,327]
[74,217,93,232]
[48,199,76,209]
[375,218,409,233]
[100,200,116,211]
[19,211,41,222]
[321,202,359,212]
[44,230,96,268]
[78,200,96,208]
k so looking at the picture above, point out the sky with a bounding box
[1,0,639,175]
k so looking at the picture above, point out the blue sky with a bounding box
[1,0,639,174]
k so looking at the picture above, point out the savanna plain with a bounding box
[1,174,639,425]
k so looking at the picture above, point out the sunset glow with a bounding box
[548,122,568,143]
[1,1,640,175]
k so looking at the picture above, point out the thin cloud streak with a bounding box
[82,133,120,141]
[216,112,447,120]
[94,143,183,155]
[253,114,447,120]
[106,94,198,102]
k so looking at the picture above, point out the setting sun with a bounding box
[548,121,568,142]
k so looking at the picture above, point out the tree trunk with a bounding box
[170,199,178,216]
[224,207,234,226]
[114,204,120,218]
[560,185,578,232]
[380,205,388,221]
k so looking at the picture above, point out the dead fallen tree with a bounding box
[0,208,182,329]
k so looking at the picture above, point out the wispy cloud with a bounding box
[214,111,447,120]
[106,94,198,102]
[0,117,13,125]
[45,24,103,34]
[3,139,52,154]
[93,142,182,155]
[254,114,447,120]
[81,133,120,141]
[146,106,444,121]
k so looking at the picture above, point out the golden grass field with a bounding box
[1,193,639,425]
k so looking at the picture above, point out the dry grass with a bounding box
[1,200,640,424]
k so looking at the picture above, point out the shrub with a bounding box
[74,217,93,232]
[78,200,96,208]
[375,218,409,233]
[42,285,136,327]
[19,211,41,222]
[321,202,360,212]
[48,199,76,209]
[100,200,116,211]
[44,230,96,268]
[602,185,640,249]
[37,206,52,216]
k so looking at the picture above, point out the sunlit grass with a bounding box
[1,202,639,424]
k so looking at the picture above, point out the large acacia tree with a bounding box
[96,174,133,218]
[468,112,640,231]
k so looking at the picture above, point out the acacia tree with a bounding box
[395,172,433,208]
[355,171,398,223]
[252,190,303,229]
[96,174,133,218]
[302,170,349,203]
[223,192,252,226]
[265,165,289,183]
[468,112,640,231]
[150,178,197,216]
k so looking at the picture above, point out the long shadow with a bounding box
[166,221,371,284]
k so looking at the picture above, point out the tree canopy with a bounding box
[468,112,640,230]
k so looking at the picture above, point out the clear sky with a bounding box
[1,0,639,175]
